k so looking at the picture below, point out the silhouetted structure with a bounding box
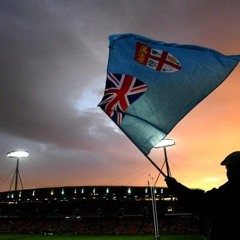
[0,185,202,236]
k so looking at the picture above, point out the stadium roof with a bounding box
[0,185,172,203]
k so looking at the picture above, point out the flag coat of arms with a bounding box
[98,34,240,155]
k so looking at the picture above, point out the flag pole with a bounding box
[117,125,167,178]
[145,154,167,178]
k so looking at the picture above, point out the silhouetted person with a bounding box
[165,151,240,240]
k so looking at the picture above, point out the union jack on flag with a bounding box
[98,73,148,125]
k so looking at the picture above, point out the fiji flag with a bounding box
[98,34,240,156]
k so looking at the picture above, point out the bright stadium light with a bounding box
[6,150,29,192]
[7,150,29,158]
[154,139,175,148]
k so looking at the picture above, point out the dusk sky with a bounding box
[0,0,240,193]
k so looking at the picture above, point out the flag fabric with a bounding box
[99,73,148,125]
[98,33,240,155]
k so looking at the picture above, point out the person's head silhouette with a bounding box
[221,151,240,183]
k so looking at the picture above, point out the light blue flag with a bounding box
[98,33,240,156]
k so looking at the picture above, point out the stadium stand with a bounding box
[0,186,201,235]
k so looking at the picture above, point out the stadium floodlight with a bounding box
[7,150,29,158]
[6,150,29,192]
[150,139,175,240]
[154,139,175,148]
[154,139,175,177]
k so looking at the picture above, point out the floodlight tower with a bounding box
[149,139,175,240]
[154,139,175,177]
[6,150,29,192]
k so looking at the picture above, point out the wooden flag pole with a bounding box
[145,154,167,178]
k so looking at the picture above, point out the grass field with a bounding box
[0,234,203,240]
